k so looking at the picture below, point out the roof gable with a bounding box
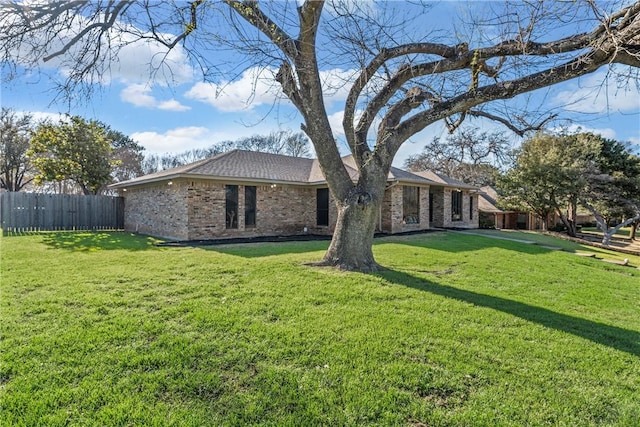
[411,170,477,189]
[478,185,507,213]
[340,155,436,185]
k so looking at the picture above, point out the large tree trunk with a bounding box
[581,200,640,246]
[602,215,640,246]
[320,197,381,272]
[555,205,578,237]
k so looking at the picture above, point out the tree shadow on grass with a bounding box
[39,231,159,251]
[378,268,640,357]
[384,232,551,255]
[208,232,550,259]
[203,239,331,258]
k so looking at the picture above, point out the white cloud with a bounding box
[554,70,640,114]
[560,124,617,140]
[327,110,346,137]
[324,0,379,18]
[319,69,358,105]
[184,66,359,113]
[3,9,194,86]
[131,124,283,155]
[157,99,189,111]
[109,30,194,86]
[120,84,190,111]
[131,127,213,153]
[21,111,66,124]
[629,136,640,145]
[185,67,282,112]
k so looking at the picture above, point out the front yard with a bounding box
[1,231,639,426]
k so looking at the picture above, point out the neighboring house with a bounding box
[478,185,532,229]
[478,186,594,230]
[110,150,479,241]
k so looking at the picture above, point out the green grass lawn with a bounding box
[581,226,634,238]
[468,229,639,263]
[1,231,639,426]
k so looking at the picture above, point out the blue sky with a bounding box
[1,1,639,166]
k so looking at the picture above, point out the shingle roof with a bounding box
[340,155,435,185]
[478,185,510,213]
[411,170,478,190]
[189,150,316,182]
[110,149,476,190]
[111,150,317,187]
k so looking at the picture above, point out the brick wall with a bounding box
[381,184,430,234]
[123,181,189,240]
[187,181,339,239]
[381,187,393,233]
[186,181,226,239]
[122,178,473,240]
[429,188,478,229]
[123,179,340,240]
[430,188,446,228]
[464,192,480,229]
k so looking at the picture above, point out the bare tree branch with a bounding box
[466,110,558,137]
[42,1,134,62]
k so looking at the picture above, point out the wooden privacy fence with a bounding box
[0,192,124,232]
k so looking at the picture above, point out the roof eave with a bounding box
[110,173,331,189]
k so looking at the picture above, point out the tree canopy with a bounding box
[575,133,640,244]
[498,131,640,242]
[106,126,146,183]
[2,0,639,270]
[0,108,34,191]
[404,128,511,186]
[29,116,116,195]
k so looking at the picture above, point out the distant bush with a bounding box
[479,213,495,229]
[549,223,566,232]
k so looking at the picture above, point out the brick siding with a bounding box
[429,187,478,228]
[122,179,475,240]
[123,179,339,240]
[123,181,189,240]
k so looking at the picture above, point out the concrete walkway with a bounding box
[457,230,566,249]
[455,230,638,269]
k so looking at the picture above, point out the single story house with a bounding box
[478,185,531,229]
[110,150,479,241]
[478,186,594,230]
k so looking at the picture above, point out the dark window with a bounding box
[469,195,474,220]
[451,191,463,221]
[403,186,420,224]
[429,192,434,222]
[245,186,256,228]
[226,185,238,229]
[516,212,527,229]
[317,188,329,226]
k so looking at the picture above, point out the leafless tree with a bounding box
[405,128,513,186]
[1,0,639,271]
[0,108,34,191]
[233,130,312,157]
[140,129,311,173]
